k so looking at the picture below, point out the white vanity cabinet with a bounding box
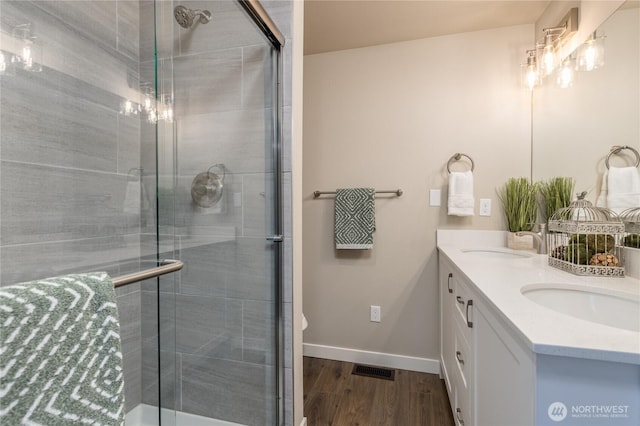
[440,256,475,426]
[440,255,534,426]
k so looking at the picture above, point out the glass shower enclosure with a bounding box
[148,1,284,425]
[0,0,284,425]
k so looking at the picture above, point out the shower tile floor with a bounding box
[125,404,245,426]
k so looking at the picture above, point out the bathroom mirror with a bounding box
[531,2,639,202]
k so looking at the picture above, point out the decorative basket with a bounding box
[547,193,625,277]
[620,207,640,249]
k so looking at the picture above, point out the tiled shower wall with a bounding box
[0,0,144,413]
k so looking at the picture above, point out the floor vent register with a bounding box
[351,364,396,381]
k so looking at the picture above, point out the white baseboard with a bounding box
[303,343,441,375]
[299,417,307,426]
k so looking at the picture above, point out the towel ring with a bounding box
[605,145,640,169]
[447,153,474,174]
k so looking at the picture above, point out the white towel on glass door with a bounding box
[123,181,141,213]
[448,171,475,216]
[607,166,640,214]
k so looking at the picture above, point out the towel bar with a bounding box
[113,259,183,287]
[605,145,640,169]
[313,189,403,198]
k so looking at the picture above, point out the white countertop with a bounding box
[437,230,640,365]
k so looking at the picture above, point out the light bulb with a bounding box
[147,109,157,123]
[522,50,539,90]
[163,107,173,122]
[541,35,556,76]
[525,66,539,90]
[22,45,32,68]
[144,96,153,112]
[556,59,575,89]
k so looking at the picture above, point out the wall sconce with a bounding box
[11,24,43,73]
[522,49,540,90]
[576,31,605,72]
[556,56,576,89]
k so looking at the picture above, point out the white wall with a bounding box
[302,24,533,367]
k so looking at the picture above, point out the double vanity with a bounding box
[437,230,640,426]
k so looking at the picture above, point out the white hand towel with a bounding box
[448,171,475,216]
[123,180,141,213]
[595,170,608,207]
[607,166,640,214]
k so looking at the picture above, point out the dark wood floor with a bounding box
[303,356,455,426]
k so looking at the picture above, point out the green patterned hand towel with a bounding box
[335,188,376,249]
[0,272,125,426]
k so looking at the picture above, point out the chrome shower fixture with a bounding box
[174,5,211,28]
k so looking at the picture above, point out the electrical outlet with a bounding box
[370,305,381,322]
[479,198,492,216]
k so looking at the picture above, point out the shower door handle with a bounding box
[266,235,283,242]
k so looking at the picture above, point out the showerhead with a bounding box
[174,5,211,28]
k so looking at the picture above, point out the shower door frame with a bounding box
[237,1,286,424]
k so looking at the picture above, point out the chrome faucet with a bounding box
[515,223,548,255]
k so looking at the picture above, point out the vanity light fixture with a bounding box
[11,24,42,72]
[522,49,540,90]
[576,31,605,71]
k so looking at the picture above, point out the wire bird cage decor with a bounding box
[547,192,625,277]
[620,207,640,248]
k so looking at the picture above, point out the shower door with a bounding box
[145,1,283,425]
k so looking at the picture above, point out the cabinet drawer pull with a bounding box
[455,350,464,365]
[447,273,453,293]
[456,296,465,305]
[456,407,465,425]
[466,299,474,328]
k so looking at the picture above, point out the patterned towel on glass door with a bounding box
[0,272,125,426]
[335,188,376,249]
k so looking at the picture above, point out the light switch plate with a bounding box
[430,189,441,206]
[370,305,381,322]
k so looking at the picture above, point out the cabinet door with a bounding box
[440,261,457,399]
[475,303,534,426]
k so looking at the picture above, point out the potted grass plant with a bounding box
[538,177,575,223]
[498,177,539,250]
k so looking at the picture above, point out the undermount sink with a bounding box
[460,248,534,259]
[521,284,640,332]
